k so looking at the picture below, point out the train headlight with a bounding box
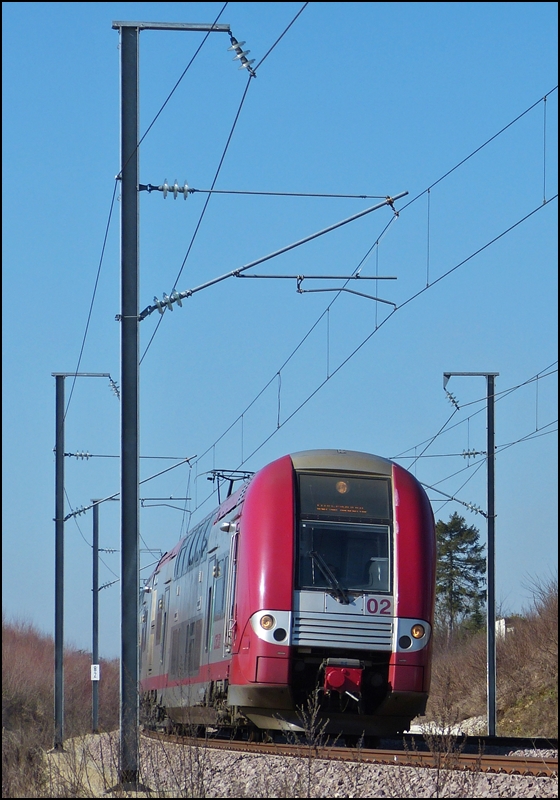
[411,624,425,639]
[396,619,430,652]
[251,610,291,643]
[260,614,275,630]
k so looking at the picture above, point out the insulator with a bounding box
[445,390,459,409]
[232,50,250,60]
[183,181,189,199]
[154,296,164,314]
[162,179,169,199]
[239,59,255,70]
[172,180,180,199]
[163,293,173,311]
[171,290,182,308]
[227,40,245,51]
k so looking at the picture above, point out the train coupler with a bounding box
[321,658,363,699]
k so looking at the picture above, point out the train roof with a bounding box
[289,449,393,476]
[153,538,183,572]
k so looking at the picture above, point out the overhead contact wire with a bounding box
[253,3,309,72]
[230,198,557,474]
[140,4,312,363]
[140,75,254,364]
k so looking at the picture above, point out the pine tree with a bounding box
[435,511,486,639]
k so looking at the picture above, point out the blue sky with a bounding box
[2,2,557,660]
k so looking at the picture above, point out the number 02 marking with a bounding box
[366,598,392,615]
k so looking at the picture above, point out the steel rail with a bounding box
[141,729,558,777]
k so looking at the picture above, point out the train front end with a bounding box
[228,449,436,736]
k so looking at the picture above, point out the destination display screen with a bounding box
[298,473,391,521]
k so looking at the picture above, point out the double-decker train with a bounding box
[140,449,436,739]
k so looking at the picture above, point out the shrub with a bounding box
[2,617,119,797]
[424,576,558,737]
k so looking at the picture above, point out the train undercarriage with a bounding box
[141,646,427,740]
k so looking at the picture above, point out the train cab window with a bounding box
[296,472,392,594]
[297,521,391,593]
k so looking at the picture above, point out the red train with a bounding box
[140,449,436,739]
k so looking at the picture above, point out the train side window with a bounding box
[195,522,206,564]
[188,516,210,568]
[179,515,214,573]
[213,557,227,618]
[203,516,212,549]
[197,516,212,563]
[175,545,186,578]
[187,525,200,568]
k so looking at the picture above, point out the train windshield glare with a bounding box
[296,472,392,594]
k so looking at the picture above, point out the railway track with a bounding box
[142,728,558,778]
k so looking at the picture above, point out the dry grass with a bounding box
[425,576,558,737]
[2,616,119,797]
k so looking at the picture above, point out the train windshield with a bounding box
[296,472,392,594]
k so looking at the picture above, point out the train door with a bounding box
[223,529,239,655]
[204,556,217,664]
[160,585,170,667]
[147,585,157,675]
[140,605,148,670]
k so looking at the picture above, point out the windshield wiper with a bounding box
[308,550,350,604]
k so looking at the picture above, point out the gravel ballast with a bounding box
[45,732,558,798]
